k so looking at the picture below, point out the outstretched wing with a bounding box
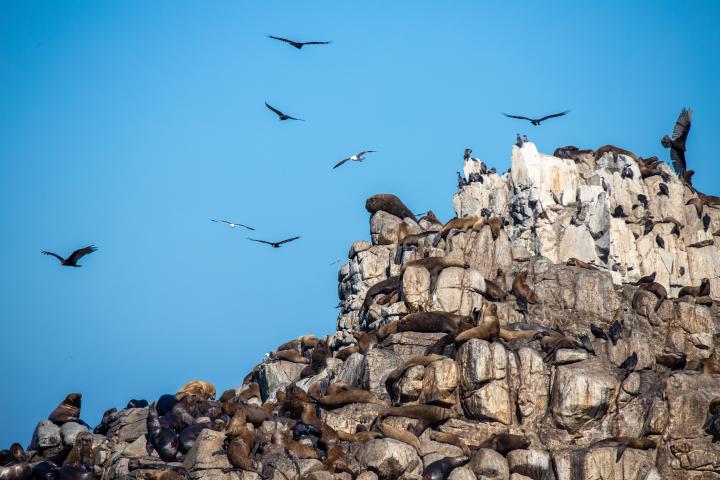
[67,245,97,264]
[302,41,332,45]
[41,251,65,263]
[268,35,293,44]
[285,114,305,121]
[276,236,301,245]
[357,150,376,157]
[236,224,255,231]
[670,147,686,174]
[247,238,275,246]
[503,113,533,122]
[333,157,351,169]
[671,108,692,146]
[538,110,570,122]
[265,102,284,117]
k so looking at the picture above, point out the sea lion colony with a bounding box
[17,28,720,480]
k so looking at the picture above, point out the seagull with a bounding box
[661,108,692,176]
[247,236,301,248]
[503,111,570,126]
[265,102,304,121]
[42,245,97,267]
[268,35,331,50]
[333,150,376,169]
[211,219,254,230]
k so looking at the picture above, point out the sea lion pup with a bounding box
[48,393,84,426]
[177,380,216,400]
[566,257,597,270]
[366,194,416,221]
[478,433,530,456]
[362,276,400,313]
[678,278,711,298]
[418,210,442,226]
[300,340,331,379]
[430,431,471,456]
[377,311,473,341]
[704,398,720,442]
[640,281,667,312]
[554,145,592,161]
[511,271,540,312]
[656,352,686,370]
[538,333,582,361]
[432,216,486,247]
[141,472,184,480]
[335,332,374,360]
[401,256,470,295]
[454,305,499,344]
[325,444,350,474]
[374,405,459,436]
[59,432,93,480]
[590,437,656,462]
[377,421,422,454]
[481,270,506,302]
[385,354,445,404]
[0,444,30,480]
[270,350,311,364]
[499,322,558,342]
[394,222,436,264]
[308,382,387,408]
[275,431,321,460]
[93,407,118,435]
[422,456,469,480]
[617,352,638,380]
[215,410,256,471]
[146,402,180,461]
[703,353,720,375]
[594,145,638,161]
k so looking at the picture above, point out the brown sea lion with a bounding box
[418,211,442,226]
[656,352,686,370]
[93,407,118,435]
[422,456,469,480]
[374,405,459,435]
[62,431,93,468]
[146,403,180,462]
[594,145,638,161]
[271,350,311,364]
[704,353,720,374]
[0,444,30,480]
[377,312,473,340]
[511,270,540,311]
[308,382,387,408]
[429,431,471,456]
[362,276,401,312]
[641,281,667,312]
[300,340,331,379]
[590,437,656,462]
[177,380,216,400]
[141,472,185,480]
[478,433,530,456]
[401,256,469,295]
[377,421,422,454]
[335,332,374,360]
[554,145,593,161]
[679,278,711,298]
[499,323,558,341]
[486,217,503,240]
[48,393,83,426]
[630,272,656,286]
[385,354,445,403]
[566,257,597,270]
[325,444,350,474]
[395,223,437,264]
[366,194,416,220]
[454,305,499,344]
[482,270,507,302]
[237,382,261,403]
[276,431,319,460]
[432,216,485,247]
[539,333,581,361]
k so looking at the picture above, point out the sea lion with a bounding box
[590,437,656,462]
[218,410,256,470]
[126,399,148,409]
[679,278,710,298]
[300,340,331,379]
[566,257,597,270]
[362,276,401,313]
[618,352,638,380]
[335,332,372,360]
[429,431,471,456]
[271,350,310,364]
[418,211,442,226]
[499,323,557,341]
[156,394,179,416]
[325,444,349,474]
[141,472,185,480]
[93,408,118,435]
[641,281,667,312]
[478,433,530,456]
[594,145,638,161]
[308,382,386,408]
[179,420,223,453]
[401,257,469,295]
[704,398,720,442]
[59,432,93,480]
[422,456,469,480]
[482,269,507,302]
[511,271,539,312]
[689,239,715,248]
[539,333,581,361]
[374,405,459,435]
[277,432,321,460]
[30,461,59,480]
[177,380,216,400]
[0,444,30,480]
[385,355,445,404]
[394,224,436,264]
[656,352,686,370]
[146,402,180,462]
[377,311,473,341]
[366,194,416,221]
[554,145,592,161]
[377,421,422,454]
[454,305,499,344]
[432,216,486,247]
[48,393,83,426]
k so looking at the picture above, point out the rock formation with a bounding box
[10,143,720,480]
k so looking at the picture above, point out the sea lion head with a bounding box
[64,393,82,408]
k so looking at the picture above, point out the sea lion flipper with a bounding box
[615,442,629,462]
[145,436,155,456]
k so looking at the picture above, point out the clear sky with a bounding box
[1,1,718,446]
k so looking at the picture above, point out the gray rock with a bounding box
[30,420,62,449]
[356,439,422,480]
[60,421,89,445]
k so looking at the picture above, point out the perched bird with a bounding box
[522,134,529,143]
[211,220,254,230]
[661,108,692,175]
[268,35,331,50]
[618,352,638,380]
[247,236,301,248]
[590,324,608,340]
[656,235,665,249]
[265,102,304,121]
[515,134,523,147]
[463,149,486,184]
[42,246,97,267]
[608,319,623,345]
[333,150,376,169]
[579,334,595,355]
[658,183,669,196]
[637,194,648,208]
[503,110,569,126]
[612,206,627,218]
[621,165,634,180]
[703,214,711,232]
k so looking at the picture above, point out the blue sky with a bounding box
[0,1,718,446]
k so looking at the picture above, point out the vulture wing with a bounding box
[276,236,301,245]
[302,41,332,45]
[333,157,351,169]
[538,110,570,122]
[41,251,65,263]
[247,238,275,246]
[268,35,293,44]
[265,102,284,117]
[670,146,686,174]
[671,108,692,146]
[66,245,97,264]
[503,113,534,122]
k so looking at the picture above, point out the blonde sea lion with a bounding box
[454,305,499,344]
[429,431,471,456]
[499,322,557,341]
[377,421,422,454]
[432,216,485,247]
[177,380,216,400]
[271,350,311,364]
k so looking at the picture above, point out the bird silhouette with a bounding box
[268,36,331,50]
[211,219,254,230]
[42,246,97,267]
[265,102,304,121]
[503,111,570,126]
[333,150,376,169]
[247,237,301,248]
[661,108,692,175]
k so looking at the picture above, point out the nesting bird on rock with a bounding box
[463,148,486,184]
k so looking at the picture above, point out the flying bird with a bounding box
[247,236,301,248]
[503,111,570,126]
[661,108,692,175]
[211,219,254,230]
[268,35,331,50]
[333,150,376,169]
[42,246,97,267]
[265,102,304,121]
